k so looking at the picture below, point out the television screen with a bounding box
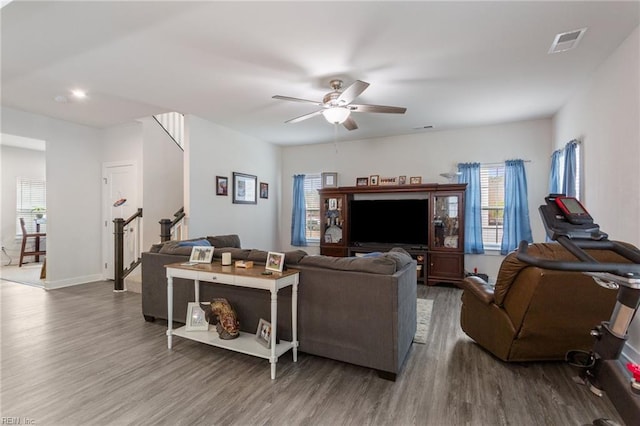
[349,199,428,246]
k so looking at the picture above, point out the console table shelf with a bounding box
[319,183,466,286]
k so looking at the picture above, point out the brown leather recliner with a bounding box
[460,243,633,362]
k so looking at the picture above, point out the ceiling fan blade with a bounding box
[349,104,407,114]
[337,80,370,105]
[273,95,323,106]
[285,110,324,124]
[343,116,358,131]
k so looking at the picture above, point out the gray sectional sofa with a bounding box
[141,235,417,379]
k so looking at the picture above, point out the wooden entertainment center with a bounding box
[319,183,466,286]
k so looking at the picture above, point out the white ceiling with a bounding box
[1,1,638,146]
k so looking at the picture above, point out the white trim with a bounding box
[45,274,104,290]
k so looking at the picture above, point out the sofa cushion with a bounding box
[247,249,269,263]
[383,248,414,270]
[206,234,241,249]
[284,250,308,265]
[212,248,251,261]
[157,237,210,256]
[299,254,397,275]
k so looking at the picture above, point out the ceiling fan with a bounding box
[272,79,407,131]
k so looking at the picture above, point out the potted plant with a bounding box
[32,207,46,219]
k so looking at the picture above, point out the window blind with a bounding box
[16,177,46,235]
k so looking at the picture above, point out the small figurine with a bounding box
[206,298,240,340]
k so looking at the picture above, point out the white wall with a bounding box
[186,115,281,250]
[0,144,46,257]
[1,107,104,288]
[140,117,183,250]
[280,118,553,279]
[553,26,640,363]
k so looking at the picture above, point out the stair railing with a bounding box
[159,207,186,242]
[113,208,143,292]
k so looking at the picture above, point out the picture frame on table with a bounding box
[356,177,369,186]
[189,246,215,264]
[265,251,285,273]
[216,176,228,196]
[255,318,272,348]
[185,302,209,331]
[260,182,269,199]
[321,172,338,188]
[232,172,257,204]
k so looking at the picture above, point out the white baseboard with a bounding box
[44,274,105,290]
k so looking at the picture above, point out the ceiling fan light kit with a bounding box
[273,79,406,131]
[322,107,351,124]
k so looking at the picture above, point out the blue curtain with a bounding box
[549,149,563,194]
[291,174,307,246]
[458,163,484,254]
[562,140,578,197]
[501,159,533,255]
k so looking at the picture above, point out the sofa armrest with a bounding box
[461,276,495,304]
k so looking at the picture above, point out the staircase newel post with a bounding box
[159,219,172,242]
[113,218,125,292]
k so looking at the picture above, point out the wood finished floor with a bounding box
[0,280,624,426]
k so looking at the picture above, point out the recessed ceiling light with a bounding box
[71,89,87,99]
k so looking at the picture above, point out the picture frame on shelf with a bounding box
[379,176,397,185]
[265,251,285,273]
[399,175,407,185]
[322,172,338,188]
[216,176,228,196]
[232,172,257,204]
[328,198,337,210]
[356,177,369,186]
[260,182,269,199]
[410,176,422,184]
[188,246,215,264]
[370,175,379,186]
[255,318,272,348]
[185,302,209,331]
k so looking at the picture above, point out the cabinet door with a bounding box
[428,252,464,284]
[430,192,463,251]
[320,194,347,248]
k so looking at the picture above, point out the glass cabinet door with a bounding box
[323,196,344,244]
[432,194,460,249]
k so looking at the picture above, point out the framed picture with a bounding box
[260,182,269,199]
[410,176,422,185]
[189,246,214,264]
[232,172,257,204]
[399,175,407,185]
[216,176,228,196]
[370,175,379,186]
[185,302,209,331]
[265,251,285,273]
[356,177,369,186]
[255,318,272,348]
[322,172,338,188]
[328,198,337,210]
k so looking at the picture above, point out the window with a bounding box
[480,164,504,249]
[555,143,581,199]
[303,174,321,242]
[16,177,46,235]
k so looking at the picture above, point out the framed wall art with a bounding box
[216,176,228,196]
[322,172,338,188]
[260,182,269,199]
[232,172,257,204]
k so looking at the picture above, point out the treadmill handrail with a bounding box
[516,240,640,277]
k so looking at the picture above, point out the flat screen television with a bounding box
[349,199,428,246]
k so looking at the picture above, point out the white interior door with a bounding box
[103,162,138,280]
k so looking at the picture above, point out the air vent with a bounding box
[548,28,587,54]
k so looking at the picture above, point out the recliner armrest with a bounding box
[461,276,495,304]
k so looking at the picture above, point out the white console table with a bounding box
[165,262,299,379]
